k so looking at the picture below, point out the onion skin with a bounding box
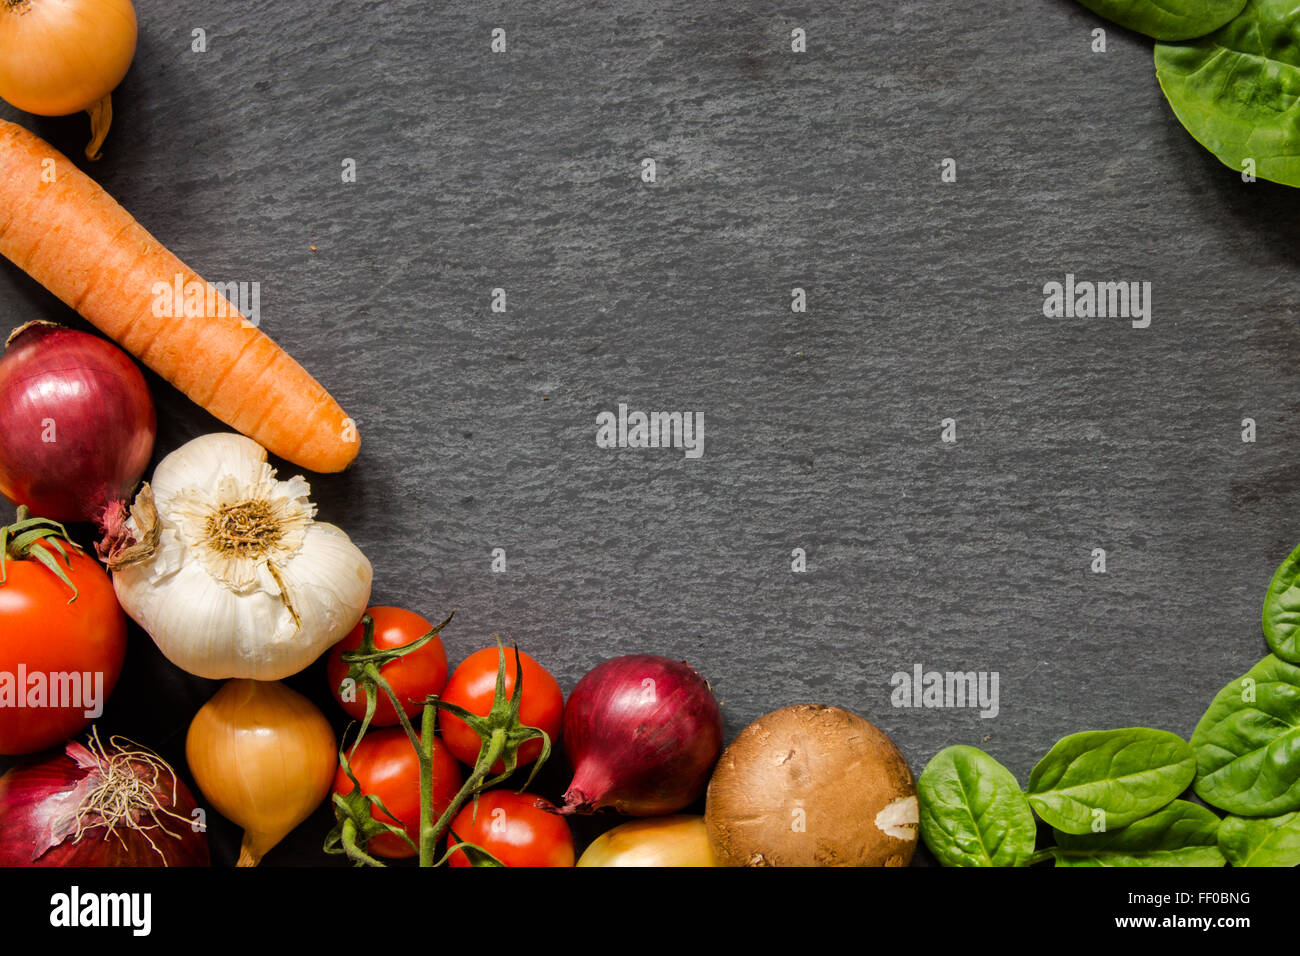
[0,0,137,159]
[186,679,336,867]
[559,655,724,817]
[0,744,209,867]
[577,816,717,867]
[0,323,155,527]
[0,0,136,117]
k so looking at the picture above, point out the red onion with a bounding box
[0,732,209,866]
[559,655,724,816]
[0,322,155,531]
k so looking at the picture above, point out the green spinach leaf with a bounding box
[918,745,1037,867]
[1192,654,1300,816]
[1050,800,1224,867]
[1075,0,1246,41]
[1262,541,1300,663]
[1026,728,1196,834]
[1217,812,1300,867]
[1155,0,1300,188]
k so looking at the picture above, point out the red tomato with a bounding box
[438,647,563,772]
[448,790,574,867]
[332,728,463,859]
[0,545,126,755]
[327,607,448,726]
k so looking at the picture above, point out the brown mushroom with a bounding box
[704,704,918,866]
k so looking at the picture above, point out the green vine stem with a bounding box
[336,610,455,751]
[0,506,85,602]
[413,639,553,866]
[325,617,551,867]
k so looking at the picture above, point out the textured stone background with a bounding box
[2,0,1299,866]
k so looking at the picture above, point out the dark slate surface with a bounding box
[2,0,1299,866]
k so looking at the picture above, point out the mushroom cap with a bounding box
[705,704,918,867]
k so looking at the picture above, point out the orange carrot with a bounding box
[0,120,359,473]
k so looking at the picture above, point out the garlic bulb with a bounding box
[111,433,372,680]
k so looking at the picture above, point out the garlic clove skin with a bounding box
[112,433,373,681]
[149,433,271,505]
[115,536,373,680]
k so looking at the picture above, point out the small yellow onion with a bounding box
[186,679,336,867]
[0,0,138,160]
[577,816,718,867]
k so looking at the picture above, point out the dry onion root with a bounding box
[70,729,192,858]
[0,729,209,866]
[0,0,138,160]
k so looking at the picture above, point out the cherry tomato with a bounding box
[438,647,563,772]
[327,606,448,726]
[0,540,126,755]
[331,728,463,859]
[448,790,574,867]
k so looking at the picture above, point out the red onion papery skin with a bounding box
[559,655,724,816]
[0,322,156,528]
[0,741,209,867]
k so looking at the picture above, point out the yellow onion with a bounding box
[577,816,718,867]
[0,0,138,160]
[186,679,336,867]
